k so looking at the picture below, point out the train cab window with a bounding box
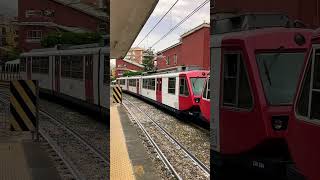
[257,52,305,105]
[223,52,252,109]
[179,77,189,96]
[297,50,320,121]
[168,77,176,94]
[20,58,26,72]
[203,79,210,99]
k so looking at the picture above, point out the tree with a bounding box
[123,71,143,77]
[41,32,103,48]
[142,49,155,71]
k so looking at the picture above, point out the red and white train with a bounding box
[287,28,320,180]
[117,70,209,120]
[18,44,109,118]
[210,13,314,178]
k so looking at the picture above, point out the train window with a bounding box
[168,77,176,94]
[190,78,206,96]
[256,52,305,105]
[207,80,210,99]
[311,51,320,120]
[32,56,49,74]
[128,79,136,86]
[150,78,155,90]
[104,55,109,84]
[297,56,312,117]
[179,77,189,96]
[61,56,83,79]
[223,53,252,109]
[119,79,125,85]
[203,81,208,98]
[20,58,26,72]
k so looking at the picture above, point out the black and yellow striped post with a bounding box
[113,84,122,103]
[10,80,39,137]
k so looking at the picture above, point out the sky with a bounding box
[111,0,210,68]
[131,0,210,52]
[0,0,18,17]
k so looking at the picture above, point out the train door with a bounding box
[179,75,191,110]
[85,55,94,103]
[54,56,60,94]
[137,79,140,94]
[200,77,210,122]
[27,57,31,79]
[219,49,257,154]
[288,48,320,180]
[156,78,162,103]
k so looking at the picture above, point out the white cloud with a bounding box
[131,0,210,52]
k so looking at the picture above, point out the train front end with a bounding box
[211,13,313,178]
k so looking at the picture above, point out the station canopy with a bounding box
[110,0,158,59]
[211,13,292,34]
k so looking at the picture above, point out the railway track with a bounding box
[122,96,210,180]
[0,90,109,179]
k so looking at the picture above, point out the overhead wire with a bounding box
[150,0,209,48]
[135,0,180,48]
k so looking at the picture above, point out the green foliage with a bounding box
[123,71,143,77]
[142,49,155,71]
[7,48,20,61]
[41,32,103,48]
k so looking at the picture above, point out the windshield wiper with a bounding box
[263,60,272,86]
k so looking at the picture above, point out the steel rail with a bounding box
[122,100,183,180]
[124,96,210,176]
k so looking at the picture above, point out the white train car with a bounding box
[19,45,109,118]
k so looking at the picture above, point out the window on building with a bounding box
[27,30,42,40]
[61,55,83,79]
[168,77,176,94]
[223,52,252,109]
[31,56,49,74]
[103,55,109,84]
[174,54,177,65]
[20,58,26,72]
[98,23,107,34]
[166,56,170,65]
[128,79,136,86]
[25,10,43,18]
[179,77,189,96]
[1,27,6,35]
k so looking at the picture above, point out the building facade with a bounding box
[212,0,320,28]
[18,0,108,52]
[156,23,210,70]
[0,16,19,64]
[115,58,144,78]
[124,47,144,64]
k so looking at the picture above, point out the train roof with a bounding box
[20,45,109,57]
[5,59,20,65]
[211,27,313,48]
[117,70,209,79]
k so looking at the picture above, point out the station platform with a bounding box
[0,131,60,180]
[111,103,159,180]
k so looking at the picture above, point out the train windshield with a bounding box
[256,52,305,105]
[190,78,206,96]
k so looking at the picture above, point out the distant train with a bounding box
[15,45,110,118]
[117,70,209,121]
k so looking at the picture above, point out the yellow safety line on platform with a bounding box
[110,105,135,180]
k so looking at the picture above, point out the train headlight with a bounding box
[271,116,288,131]
[194,98,200,103]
